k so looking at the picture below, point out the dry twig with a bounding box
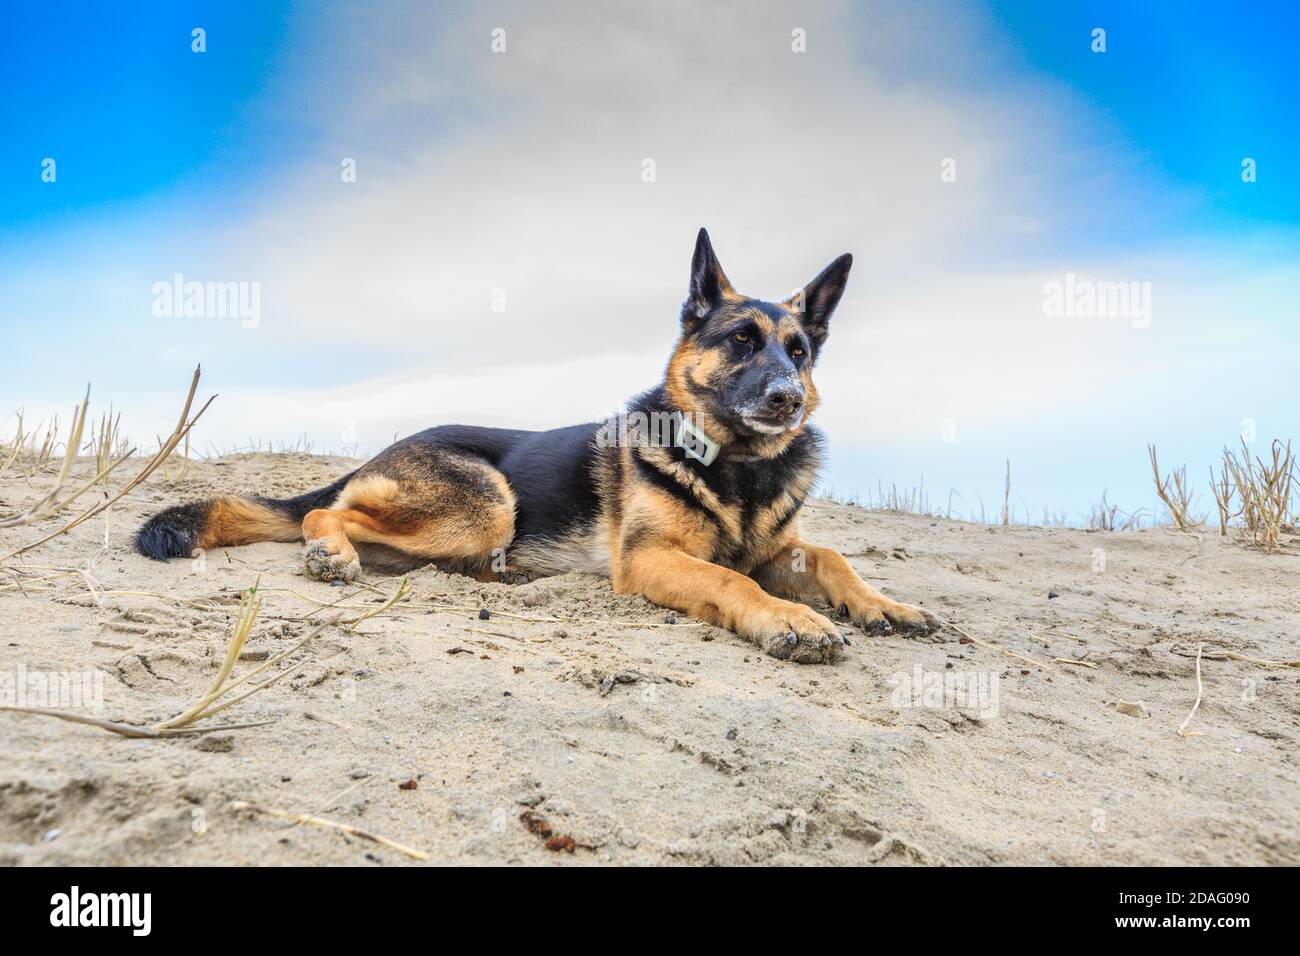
[340,576,409,629]
[229,801,430,862]
[944,620,1054,670]
[1177,642,1205,738]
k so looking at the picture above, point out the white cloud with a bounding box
[4,0,1296,514]
[206,0,1084,362]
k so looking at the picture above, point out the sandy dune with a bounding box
[1,452,1296,865]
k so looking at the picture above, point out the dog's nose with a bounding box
[764,384,804,415]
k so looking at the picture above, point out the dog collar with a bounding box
[671,412,721,466]
[669,413,768,465]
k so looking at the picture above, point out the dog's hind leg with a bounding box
[301,446,516,583]
[301,508,366,583]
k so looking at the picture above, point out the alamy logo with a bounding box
[0,665,105,714]
[1043,273,1151,328]
[50,886,151,936]
[888,664,1000,719]
[594,411,720,465]
[151,273,261,328]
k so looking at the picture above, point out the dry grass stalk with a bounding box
[0,566,50,595]
[0,448,136,530]
[1084,493,1143,531]
[944,619,1053,670]
[295,778,370,829]
[157,431,191,482]
[1001,459,1011,527]
[1170,642,1299,669]
[0,389,105,528]
[1222,647,1294,671]
[228,801,430,862]
[1,410,69,478]
[1177,642,1205,737]
[1209,461,1233,537]
[88,405,129,484]
[0,366,213,560]
[0,707,276,739]
[340,575,409,629]
[155,584,284,729]
[1219,650,1299,669]
[1148,444,1199,532]
[302,711,357,732]
[29,415,61,475]
[1221,439,1294,553]
[0,411,30,478]
[850,478,947,517]
[1,585,340,738]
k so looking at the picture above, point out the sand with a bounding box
[1,452,1297,866]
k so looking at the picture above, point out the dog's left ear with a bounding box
[787,253,853,349]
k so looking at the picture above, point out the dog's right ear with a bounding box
[681,227,734,333]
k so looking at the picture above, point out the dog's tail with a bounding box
[134,471,357,560]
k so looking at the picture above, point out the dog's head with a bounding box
[665,228,852,457]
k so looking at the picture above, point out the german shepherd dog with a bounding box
[136,229,939,663]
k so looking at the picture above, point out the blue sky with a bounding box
[1,3,296,227]
[2,0,1297,523]
[990,0,1300,229]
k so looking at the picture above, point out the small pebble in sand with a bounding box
[478,608,490,620]
[1111,700,1150,719]
[350,768,371,779]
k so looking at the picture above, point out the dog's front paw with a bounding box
[838,597,941,640]
[742,600,845,664]
[303,538,360,584]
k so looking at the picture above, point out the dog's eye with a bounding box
[732,332,750,344]
[791,346,805,358]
